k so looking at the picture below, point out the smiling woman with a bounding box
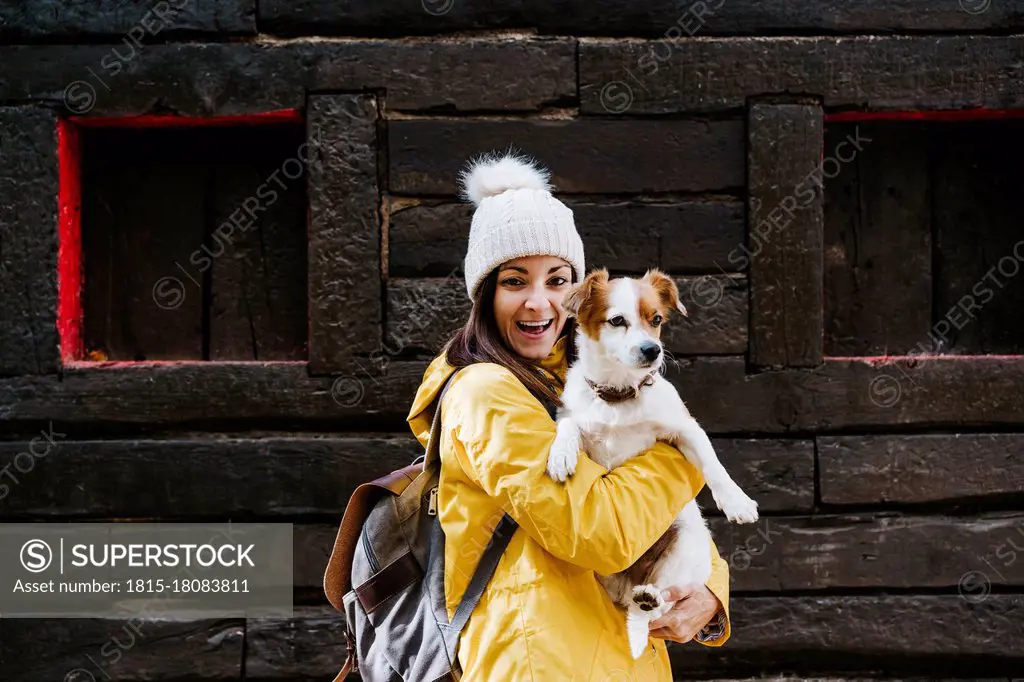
[402,151,730,681]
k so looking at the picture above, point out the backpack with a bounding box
[323,369,519,681]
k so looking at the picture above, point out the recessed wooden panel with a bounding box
[81,124,308,361]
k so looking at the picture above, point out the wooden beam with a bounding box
[748,101,824,367]
[580,36,1024,114]
[0,107,60,376]
[389,119,745,195]
[258,0,1024,37]
[242,598,1024,679]
[388,199,746,278]
[1,0,255,38]
[819,434,1024,506]
[0,40,575,115]
[307,94,381,373]
[5,355,1024,432]
[669,595,1024,677]
[0,436,808,518]
[0,616,243,681]
[294,513,1024,594]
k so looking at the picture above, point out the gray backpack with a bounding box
[324,370,518,681]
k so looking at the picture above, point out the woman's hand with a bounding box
[648,584,722,643]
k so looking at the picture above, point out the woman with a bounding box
[406,152,730,681]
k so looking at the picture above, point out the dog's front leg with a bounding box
[546,417,581,482]
[671,419,759,524]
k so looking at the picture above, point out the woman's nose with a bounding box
[524,288,551,312]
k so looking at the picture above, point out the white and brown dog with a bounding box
[546,268,758,659]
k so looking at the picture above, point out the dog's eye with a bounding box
[651,314,663,327]
[608,315,628,328]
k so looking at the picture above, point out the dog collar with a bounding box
[585,372,657,403]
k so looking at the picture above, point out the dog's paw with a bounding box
[631,585,664,613]
[546,447,578,483]
[713,485,759,524]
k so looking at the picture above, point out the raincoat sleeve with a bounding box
[695,537,731,646]
[443,363,709,577]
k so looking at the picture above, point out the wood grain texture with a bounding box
[0,107,60,375]
[823,122,932,356]
[81,127,208,361]
[0,436,420,518]
[388,199,746,277]
[669,595,1024,677]
[580,36,1024,114]
[0,0,255,39]
[0,617,244,682]
[291,513,1024,593]
[228,598,1024,679]
[307,95,380,372]
[257,0,1024,37]
[0,40,575,115]
[389,119,745,195]
[0,436,807,518]
[5,356,1024,432]
[209,130,309,361]
[245,606,348,680]
[707,513,1024,592]
[748,102,824,367]
[385,275,747,357]
[819,434,1024,506]
[932,120,1024,355]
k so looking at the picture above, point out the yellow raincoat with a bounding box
[406,335,731,681]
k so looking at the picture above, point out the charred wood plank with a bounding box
[389,119,745,195]
[307,94,381,372]
[580,36,1024,114]
[0,40,575,115]
[819,434,1024,506]
[1,0,255,40]
[388,199,746,278]
[4,356,1024,433]
[747,102,824,367]
[0,107,60,375]
[0,616,243,681]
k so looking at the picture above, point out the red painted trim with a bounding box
[57,118,84,363]
[825,109,1024,122]
[68,108,303,128]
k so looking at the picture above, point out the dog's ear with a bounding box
[562,268,609,317]
[643,268,687,317]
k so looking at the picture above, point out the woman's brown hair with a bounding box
[443,268,577,409]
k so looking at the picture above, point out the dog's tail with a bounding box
[458,149,551,206]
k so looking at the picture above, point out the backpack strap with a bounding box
[423,368,461,472]
[448,512,518,634]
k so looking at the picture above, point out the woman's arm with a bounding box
[443,363,707,577]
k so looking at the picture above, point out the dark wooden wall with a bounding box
[2,1,1024,680]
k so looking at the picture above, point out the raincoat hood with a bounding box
[406,334,569,448]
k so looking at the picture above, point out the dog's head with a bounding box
[562,268,687,373]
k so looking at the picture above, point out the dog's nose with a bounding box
[639,342,661,363]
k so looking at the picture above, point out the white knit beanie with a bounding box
[459,151,585,300]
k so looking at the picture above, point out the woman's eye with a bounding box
[651,314,663,327]
[608,315,628,328]
[549,277,569,286]
[502,278,525,286]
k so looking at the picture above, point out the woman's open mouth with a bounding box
[515,319,554,338]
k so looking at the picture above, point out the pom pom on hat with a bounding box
[459,152,552,207]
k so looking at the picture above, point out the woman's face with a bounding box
[493,255,573,361]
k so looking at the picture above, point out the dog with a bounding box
[545,267,758,659]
